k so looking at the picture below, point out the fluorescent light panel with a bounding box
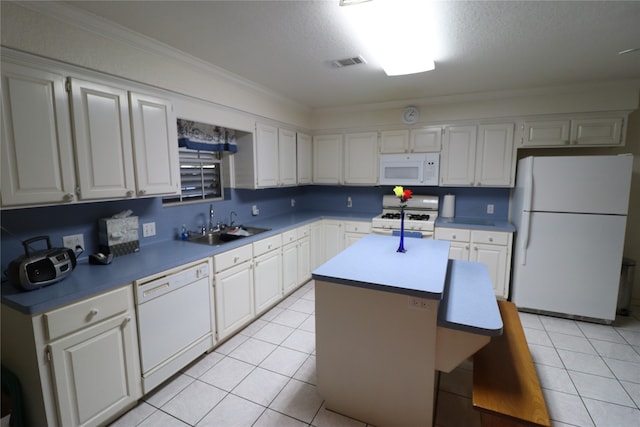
[340,0,435,76]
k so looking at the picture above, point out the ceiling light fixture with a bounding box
[339,0,436,76]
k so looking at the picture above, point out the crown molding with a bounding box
[13,1,310,112]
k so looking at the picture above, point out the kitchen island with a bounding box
[312,234,502,427]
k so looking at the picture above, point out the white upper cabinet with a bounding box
[475,123,515,187]
[255,123,279,187]
[440,125,477,186]
[296,132,312,184]
[69,77,137,200]
[343,132,378,185]
[278,128,297,186]
[313,134,343,184]
[521,115,625,147]
[235,123,299,189]
[380,130,409,153]
[411,127,442,152]
[441,123,515,187]
[129,92,180,197]
[380,127,441,153]
[1,63,77,207]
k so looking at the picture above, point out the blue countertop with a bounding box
[312,234,451,299]
[436,217,515,232]
[311,234,502,336]
[438,260,503,336]
[1,210,376,315]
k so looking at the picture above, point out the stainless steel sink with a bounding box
[187,226,271,246]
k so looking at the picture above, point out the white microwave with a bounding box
[379,153,439,186]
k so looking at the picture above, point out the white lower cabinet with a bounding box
[322,219,345,263]
[344,221,371,248]
[253,235,283,316]
[214,244,254,341]
[435,227,512,299]
[310,221,324,271]
[48,311,139,426]
[281,226,312,295]
[0,285,142,427]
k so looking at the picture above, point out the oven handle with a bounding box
[371,228,433,239]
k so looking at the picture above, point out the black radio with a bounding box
[6,236,77,291]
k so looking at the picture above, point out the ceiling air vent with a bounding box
[331,55,367,68]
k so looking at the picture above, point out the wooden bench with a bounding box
[472,300,551,427]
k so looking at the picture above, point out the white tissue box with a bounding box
[98,216,140,256]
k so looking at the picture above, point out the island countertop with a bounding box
[312,234,451,299]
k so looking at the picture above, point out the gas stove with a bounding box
[371,194,439,238]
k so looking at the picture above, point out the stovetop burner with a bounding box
[380,213,431,221]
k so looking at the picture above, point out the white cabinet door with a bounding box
[313,134,342,184]
[254,250,282,315]
[310,221,324,270]
[522,120,570,147]
[440,125,477,186]
[475,123,514,187]
[411,127,442,152]
[215,261,254,340]
[323,220,344,263]
[344,132,378,185]
[69,78,136,200]
[1,63,76,206]
[129,92,180,196]
[448,241,470,261]
[470,243,508,299]
[282,241,298,295]
[571,117,623,146]
[48,312,139,427]
[380,130,409,153]
[278,128,297,186]
[297,132,312,184]
[255,123,279,188]
[297,236,311,285]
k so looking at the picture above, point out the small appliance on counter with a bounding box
[98,210,140,256]
[5,236,77,291]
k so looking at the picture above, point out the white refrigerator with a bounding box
[510,154,633,322]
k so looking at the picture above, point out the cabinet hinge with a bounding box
[65,77,71,93]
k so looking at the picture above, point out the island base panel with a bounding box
[315,280,439,427]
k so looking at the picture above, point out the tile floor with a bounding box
[110,281,640,427]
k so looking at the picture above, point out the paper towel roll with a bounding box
[442,195,455,218]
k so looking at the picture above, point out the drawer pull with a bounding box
[489,237,494,242]
[143,283,170,297]
[89,309,99,316]
[452,235,456,239]
[234,256,240,263]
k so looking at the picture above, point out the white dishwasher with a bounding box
[135,259,215,393]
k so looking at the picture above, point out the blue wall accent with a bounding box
[0,185,510,274]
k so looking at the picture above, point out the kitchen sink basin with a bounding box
[187,226,271,246]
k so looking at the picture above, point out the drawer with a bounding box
[435,227,470,242]
[281,229,297,245]
[296,225,310,240]
[214,243,252,272]
[253,234,281,256]
[344,222,371,234]
[471,230,510,245]
[44,286,133,341]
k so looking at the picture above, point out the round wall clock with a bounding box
[402,107,420,124]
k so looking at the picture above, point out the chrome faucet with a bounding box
[230,211,238,228]
[208,204,215,232]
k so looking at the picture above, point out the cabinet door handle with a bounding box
[139,189,147,196]
[122,316,132,327]
[63,193,75,202]
[126,190,134,197]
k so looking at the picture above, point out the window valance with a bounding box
[177,119,238,153]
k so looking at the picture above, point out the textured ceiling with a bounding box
[65,0,640,109]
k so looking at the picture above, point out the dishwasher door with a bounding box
[136,262,213,377]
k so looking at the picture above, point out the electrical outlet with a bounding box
[251,205,260,216]
[291,198,296,207]
[487,204,494,214]
[407,296,431,310]
[62,234,85,252]
[347,196,353,208]
[142,222,156,237]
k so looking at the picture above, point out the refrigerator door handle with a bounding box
[518,211,530,265]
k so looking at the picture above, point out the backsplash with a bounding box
[0,186,509,274]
